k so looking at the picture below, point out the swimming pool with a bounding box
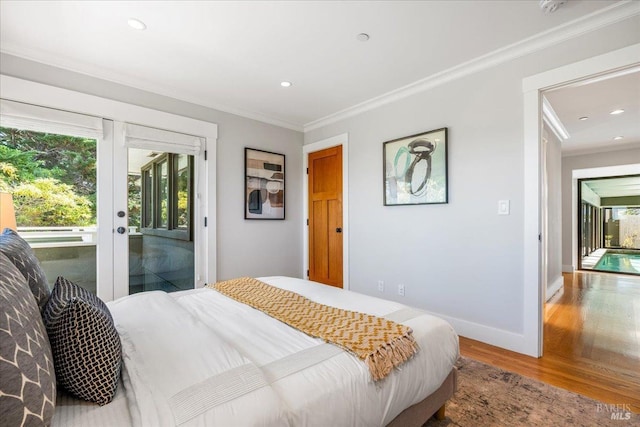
[594,250,640,275]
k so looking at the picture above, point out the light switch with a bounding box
[498,200,510,215]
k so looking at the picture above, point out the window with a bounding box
[0,125,99,294]
[141,153,193,240]
[580,202,600,257]
[174,153,190,230]
[603,207,640,249]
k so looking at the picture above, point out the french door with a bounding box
[111,122,207,300]
[1,99,207,302]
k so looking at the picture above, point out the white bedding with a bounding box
[54,276,459,427]
[54,378,132,426]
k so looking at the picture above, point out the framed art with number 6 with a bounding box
[383,127,448,206]
[245,148,285,219]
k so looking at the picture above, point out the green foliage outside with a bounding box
[177,190,188,227]
[622,233,638,249]
[128,175,141,228]
[13,178,93,226]
[0,127,97,227]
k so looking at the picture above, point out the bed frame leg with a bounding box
[435,404,446,420]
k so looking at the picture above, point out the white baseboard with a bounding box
[562,264,574,273]
[424,310,534,357]
[546,275,564,302]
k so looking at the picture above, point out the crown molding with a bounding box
[2,1,636,135]
[0,48,304,133]
[304,0,640,132]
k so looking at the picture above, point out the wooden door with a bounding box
[308,145,343,288]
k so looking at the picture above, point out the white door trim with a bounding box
[522,43,640,357]
[99,120,116,302]
[302,133,349,289]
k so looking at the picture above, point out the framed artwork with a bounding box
[383,127,448,206]
[245,148,285,219]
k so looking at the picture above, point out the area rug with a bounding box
[424,357,637,427]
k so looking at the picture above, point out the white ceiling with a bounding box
[0,0,627,132]
[544,69,640,155]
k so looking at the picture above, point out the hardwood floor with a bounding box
[459,271,640,413]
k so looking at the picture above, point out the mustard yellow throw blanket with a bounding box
[208,277,418,381]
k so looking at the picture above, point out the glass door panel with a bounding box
[126,148,194,294]
[0,126,98,294]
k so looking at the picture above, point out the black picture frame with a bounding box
[244,148,285,219]
[383,127,448,206]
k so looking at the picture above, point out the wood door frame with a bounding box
[303,133,349,289]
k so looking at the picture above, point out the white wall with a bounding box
[544,127,563,301]
[304,17,640,352]
[561,147,640,271]
[0,53,304,281]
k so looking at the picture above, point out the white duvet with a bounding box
[104,276,458,427]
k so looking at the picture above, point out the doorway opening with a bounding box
[578,175,640,275]
[529,51,640,404]
[523,46,640,358]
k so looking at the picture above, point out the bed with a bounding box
[0,231,458,427]
[53,277,458,426]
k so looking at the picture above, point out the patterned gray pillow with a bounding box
[0,252,56,426]
[0,228,51,313]
[43,277,122,406]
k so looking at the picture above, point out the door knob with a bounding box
[117,211,126,218]
[336,227,342,233]
[116,226,127,234]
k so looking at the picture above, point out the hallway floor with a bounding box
[460,271,640,412]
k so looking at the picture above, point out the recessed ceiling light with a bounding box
[280,81,292,88]
[613,136,624,140]
[578,116,588,121]
[357,33,370,42]
[610,109,625,115]
[128,18,147,31]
